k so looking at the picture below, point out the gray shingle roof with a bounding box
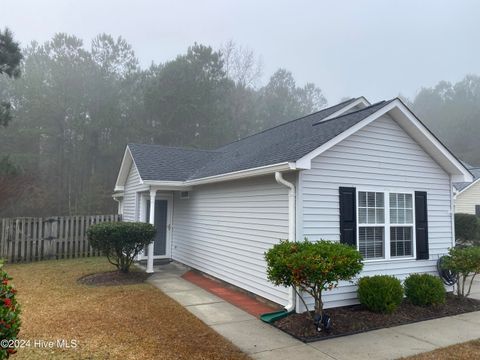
[128,98,394,182]
[128,144,219,181]
[454,168,480,192]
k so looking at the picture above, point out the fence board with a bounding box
[0,214,119,263]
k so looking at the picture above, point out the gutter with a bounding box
[137,162,296,189]
[186,162,295,186]
[274,172,296,312]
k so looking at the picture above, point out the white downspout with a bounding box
[275,172,296,312]
[451,177,457,248]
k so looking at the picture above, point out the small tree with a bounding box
[265,240,363,320]
[455,213,480,245]
[442,246,480,298]
[0,261,21,359]
[87,222,156,273]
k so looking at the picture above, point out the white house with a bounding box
[454,167,480,215]
[113,97,472,311]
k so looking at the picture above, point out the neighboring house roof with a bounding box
[454,167,480,193]
[114,97,472,191]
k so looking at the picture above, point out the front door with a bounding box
[143,195,172,258]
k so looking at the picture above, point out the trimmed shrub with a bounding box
[441,246,480,297]
[0,261,21,359]
[357,275,403,314]
[404,274,446,306]
[455,213,480,245]
[265,239,363,320]
[87,222,156,272]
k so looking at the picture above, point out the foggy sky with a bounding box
[2,0,479,103]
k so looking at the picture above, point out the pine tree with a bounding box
[0,28,22,127]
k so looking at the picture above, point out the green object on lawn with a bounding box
[259,309,294,323]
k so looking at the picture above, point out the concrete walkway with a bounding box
[146,263,480,360]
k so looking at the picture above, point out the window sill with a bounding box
[362,257,416,264]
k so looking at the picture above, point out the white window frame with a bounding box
[180,191,190,200]
[356,189,416,262]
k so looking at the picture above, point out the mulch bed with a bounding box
[274,294,480,342]
[78,270,151,286]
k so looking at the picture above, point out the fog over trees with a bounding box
[0,33,327,216]
[0,32,479,217]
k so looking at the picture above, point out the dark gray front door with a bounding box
[146,199,168,256]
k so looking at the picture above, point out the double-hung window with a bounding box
[357,191,414,260]
[389,193,414,258]
[358,192,385,259]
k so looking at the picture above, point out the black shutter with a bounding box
[339,187,356,246]
[415,191,429,260]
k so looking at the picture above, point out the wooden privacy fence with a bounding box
[0,215,120,263]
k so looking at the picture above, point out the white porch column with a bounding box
[146,189,157,273]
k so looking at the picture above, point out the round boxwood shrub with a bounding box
[404,273,446,306]
[0,261,21,359]
[357,275,403,314]
[87,221,156,273]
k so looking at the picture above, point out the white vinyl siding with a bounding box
[122,163,143,222]
[301,114,453,309]
[455,181,480,215]
[172,175,291,305]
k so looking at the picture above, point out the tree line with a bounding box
[1,32,479,217]
[0,33,326,216]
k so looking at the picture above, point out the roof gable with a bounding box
[295,99,472,182]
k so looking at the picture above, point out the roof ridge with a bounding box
[128,143,220,153]
[214,98,360,150]
[312,100,390,126]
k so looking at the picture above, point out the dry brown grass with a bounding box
[405,339,480,360]
[5,257,250,360]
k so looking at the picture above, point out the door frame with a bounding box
[139,192,173,260]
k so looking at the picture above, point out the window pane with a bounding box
[389,193,396,208]
[368,209,376,224]
[359,192,384,225]
[359,208,367,223]
[359,226,384,259]
[390,226,413,257]
[376,209,384,223]
[376,193,384,207]
[367,192,375,207]
[390,193,413,224]
[406,209,413,223]
[359,192,367,207]
[390,209,397,223]
[405,194,412,208]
